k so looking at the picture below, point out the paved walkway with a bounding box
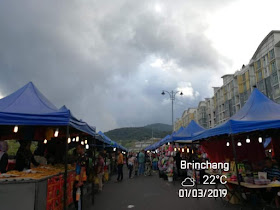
[92,169,245,210]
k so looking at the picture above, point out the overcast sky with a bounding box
[0,0,280,131]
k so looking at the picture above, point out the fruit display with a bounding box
[1,164,75,181]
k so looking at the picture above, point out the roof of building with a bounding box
[251,30,280,61]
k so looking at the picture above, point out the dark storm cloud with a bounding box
[0,0,233,131]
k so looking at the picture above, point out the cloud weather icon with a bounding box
[181,177,195,187]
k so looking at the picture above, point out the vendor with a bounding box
[15,140,39,171]
[264,157,280,181]
[0,141,8,173]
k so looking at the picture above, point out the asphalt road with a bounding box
[91,168,246,210]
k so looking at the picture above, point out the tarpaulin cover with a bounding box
[173,120,205,141]
[193,88,280,140]
[0,82,96,136]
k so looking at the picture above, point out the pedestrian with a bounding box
[73,144,88,210]
[116,150,124,182]
[127,154,135,178]
[97,153,104,192]
[175,151,182,177]
[152,154,158,171]
[138,150,145,175]
[0,141,8,173]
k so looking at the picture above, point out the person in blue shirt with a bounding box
[138,150,145,175]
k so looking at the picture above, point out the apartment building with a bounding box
[174,30,280,130]
[205,97,215,128]
[250,31,280,103]
[197,101,207,128]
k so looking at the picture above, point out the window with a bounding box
[257,60,261,69]
[271,72,279,86]
[271,61,277,73]
[242,74,246,82]
[263,56,266,66]
[258,81,264,91]
[243,83,247,92]
[270,49,275,60]
[258,70,262,81]
[274,85,280,98]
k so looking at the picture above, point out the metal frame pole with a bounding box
[64,125,69,210]
[230,134,241,186]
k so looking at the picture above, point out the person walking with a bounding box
[127,154,135,178]
[138,150,145,175]
[97,153,104,191]
[116,150,124,182]
[73,144,88,210]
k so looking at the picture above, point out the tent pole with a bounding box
[64,125,69,210]
[230,134,240,186]
[92,138,96,205]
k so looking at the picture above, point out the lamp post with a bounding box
[161,90,183,131]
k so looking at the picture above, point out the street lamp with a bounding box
[161,90,183,131]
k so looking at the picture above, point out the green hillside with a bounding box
[104,123,172,148]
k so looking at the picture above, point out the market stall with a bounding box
[0,82,98,210]
[192,88,280,206]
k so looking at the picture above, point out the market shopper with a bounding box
[138,150,145,175]
[73,144,88,210]
[0,141,8,173]
[97,153,105,191]
[117,150,124,182]
[175,152,182,176]
[152,154,158,171]
[15,140,39,171]
[128,154,135,178]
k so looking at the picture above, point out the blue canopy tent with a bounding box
[144,126,186,151]
[173,120,205,143]
[97,131,128,152]
[0,82,97,209]
[145,134,171,151]
[0,82,96,136]
[193,88,280,141]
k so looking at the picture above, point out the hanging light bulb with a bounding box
[187,148,190,153]
[246,136,250,143]
[13,126,18,133]
[226,142,230,147]
[54,128,59,137]
[237,141,242,147]
[81,141,84,145]
[123,152,126,155]
[85,139,88,144]
[44,139,47,144]
[113,147,116,151]
[174,148,177,152]
[67,138,71,144]
[72,138,75,142]
[182,148,185,152]
[168,142,170,145]
[147,150,150,153]
[85,144,89,149]
[269,149,272,153]
[192,150,194,154]
[76,136,79,142]
[258,137,263,143]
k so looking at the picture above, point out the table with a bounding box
[226,180,280,208]
[227,180,280,189]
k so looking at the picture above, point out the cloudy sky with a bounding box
[0,0,280,131]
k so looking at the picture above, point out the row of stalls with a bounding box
[145,88,280,206]
[0,82,127,210]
